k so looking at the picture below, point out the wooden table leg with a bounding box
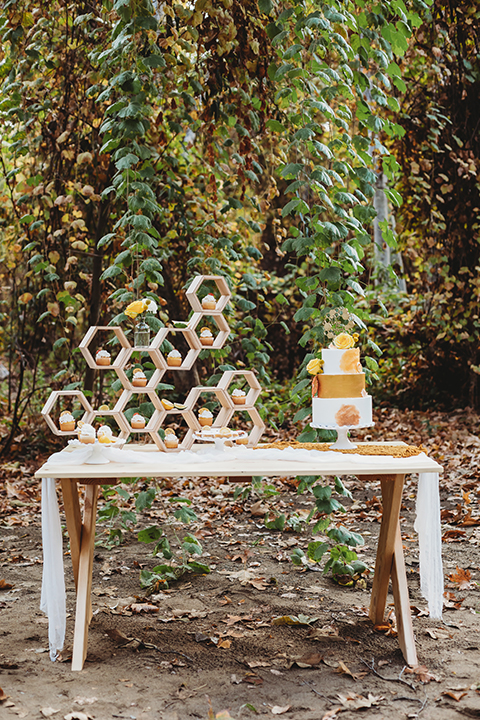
[391,522,418,666]
[366,473,417,665]
[369,474,405,625]
[71,484,98,671]
[61,480,82,590]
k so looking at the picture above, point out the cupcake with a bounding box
[167,349,182,367]
[132,368,147,387]
[97,425,114,444]
[218,427,232,437]
[198,408,213,427]
[199,327,214,346]
[164,429,178,449]
[59,411,75,432]
[201,294,216,310]
[131,413,146,429]
[232,389,246,405]
[78,423,96,444]
[96,349,111,366]
[235,436,249,445]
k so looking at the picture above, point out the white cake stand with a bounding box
[310,423,374,450]
[193,430,248,452]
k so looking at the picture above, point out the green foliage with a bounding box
[292,475,368,583]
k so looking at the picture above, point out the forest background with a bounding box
[0,0,479,458]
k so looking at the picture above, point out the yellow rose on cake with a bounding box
[307,358,324,375]
[333,332,355,350]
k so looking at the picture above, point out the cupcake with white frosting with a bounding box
[96,349,111,366]
[78,423,96,444]
[97,425,114,444]
[164,429,178,449]
[201,294,216,310]
[232,389,246,405]
[59,411,75,432]
[198,408,213,427]
[132,368,147,387]
[167,349,182,367]
[199,327,214,346]
[131,413,146,429]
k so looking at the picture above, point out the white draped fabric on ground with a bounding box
[41,445,443,661]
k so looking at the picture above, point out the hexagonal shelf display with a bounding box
[185,275,231,314]
[228,406,265,447]
[41,390,94,436]
[79,326,131,369]
[150,326,200,370]
[42,275,265,450]
[114,347,166,392]
[189,312,230,350]
[184,386,233,429]
[216,370,262,407]
[149,408,200,452]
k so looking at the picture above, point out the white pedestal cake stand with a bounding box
[310,423,375,450]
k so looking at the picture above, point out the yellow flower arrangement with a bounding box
[125,298,158,319]
[307,358,324,375]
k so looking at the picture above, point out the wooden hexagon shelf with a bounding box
[185,275,231,314]
[79,326,131,370]
[114,346,167,392]
[216,370,262,407]
[189,312,230,349]
[41,390,94,436]
[184,386,233,428]
[150,326,200,370]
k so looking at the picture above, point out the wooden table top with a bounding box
[35,442,443,480]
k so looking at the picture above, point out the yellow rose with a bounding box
[307,358,324,375]
[333,332,354,350]
[125,299,147,319]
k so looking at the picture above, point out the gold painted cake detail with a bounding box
[316,374,365,398]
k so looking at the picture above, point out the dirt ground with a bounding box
[2,406,480,720]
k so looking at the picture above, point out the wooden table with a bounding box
[35,443,443,671]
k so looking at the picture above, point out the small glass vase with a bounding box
[134,319,150,348]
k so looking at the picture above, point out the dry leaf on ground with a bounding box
[41,709,60,718]
[336,693,384,710]
[271,705,291,715]
[441,690,468,701]
[404,665,441,683]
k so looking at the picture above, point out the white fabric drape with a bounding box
[40,477,66,661]
[40,446,443,660]
[415,472,443,619]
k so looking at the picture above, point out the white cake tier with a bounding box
[311,396,372,429]
[322,348,362,375]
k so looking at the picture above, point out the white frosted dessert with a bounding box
[167,349,182,366]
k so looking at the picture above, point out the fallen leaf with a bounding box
[441,690,468,701]
[0,687,9,702]
[246,660,271,668]
[217,639,231,649]
[272,614,318,626]
[448,567,474,590]
[0,579,13,590]
[321,711,340,720]
[425,628,453,640]
[105,629,131,646]
[293,652,323,668]
[41,709,60,717]
[64,713,93,720]
[335,660,367,681]
[404,665,441,684]
[129,603,159,613]
[336,692,384,710]
[271,706,290,715]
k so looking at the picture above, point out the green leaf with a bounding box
[138,526,163,543]
[258,0,273,14]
